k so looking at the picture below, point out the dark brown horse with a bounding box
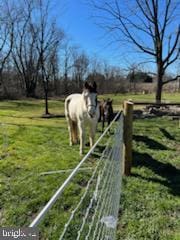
[99,98,114,132]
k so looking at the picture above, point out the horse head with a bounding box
[82,81,98,118]
[103,98,113,119]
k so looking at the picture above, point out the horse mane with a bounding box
[84,81,97,93]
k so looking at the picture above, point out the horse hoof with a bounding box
[80,150,84,156]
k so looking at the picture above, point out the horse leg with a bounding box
[72,121,78,144]
[67,118,74,146]
[107,118,111,134]
[108,116,111,126]
[89,123,96,148]
[78,120,85,155]
[102,115,105,132]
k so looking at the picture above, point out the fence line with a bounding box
[29,111,121,228]
[57,113,123,239]
[39,167,93,176]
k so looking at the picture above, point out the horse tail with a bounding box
[65,97,71,119]
[65,96,78,144]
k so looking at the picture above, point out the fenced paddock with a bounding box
[29,112,124,239]
[118,105,180,240]
[1,97,179,240]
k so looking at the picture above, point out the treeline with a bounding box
[0,0,128,99]
[0,0,63,99]
[0,0,178,100]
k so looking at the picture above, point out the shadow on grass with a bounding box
[159,128,175,140]
[95,145,106,152]
[0,114,65,119]
[132,151,180,196]
[133,135,168,150]
[0,102,41,110]
[1,122,64,129]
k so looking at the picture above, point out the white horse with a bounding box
[65,82,99,155]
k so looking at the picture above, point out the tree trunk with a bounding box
[64,72,68,94]
[26,88,36,98]
[155,62,164,103]
[44,87,49,115]
[26,80,37,98]
[0,74,9,98]
[156,80,163,103]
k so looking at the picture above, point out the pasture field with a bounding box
[0,93,180,239]
[118,116,180,240]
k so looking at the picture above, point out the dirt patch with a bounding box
[134,105,180,119]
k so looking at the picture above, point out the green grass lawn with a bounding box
[0,94,179,239]
[118,117,180,240]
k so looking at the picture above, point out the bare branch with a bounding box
[163,75,180,85]
[160,0,171,41]
[163,25,180,65]
[90,0,180,102]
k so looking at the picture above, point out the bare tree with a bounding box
[11,0,40,97]
[0,0,15,96]
[50,47,59,95]
[61,41,77,94]
[73,52,89,90]
[36,0,64,114]
[91,0,180,102]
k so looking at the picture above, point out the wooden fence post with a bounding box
[123,100,133,176]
